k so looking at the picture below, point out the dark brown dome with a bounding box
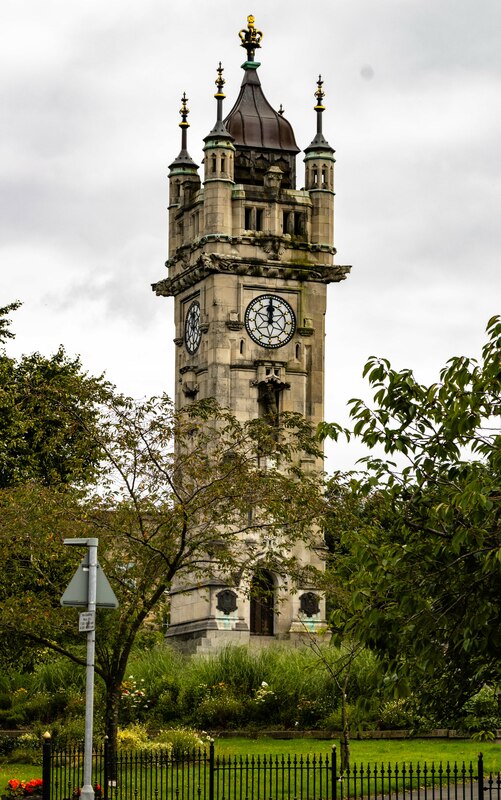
[224,67,299,154]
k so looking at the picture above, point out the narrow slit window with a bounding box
[221,154,226,173]
[245,207,253,229]
[256,209,263,231]
[294,213,304,236]
[211,155,217,173]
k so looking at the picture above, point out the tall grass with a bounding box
[125,643,185,695]
[29,655,86,694]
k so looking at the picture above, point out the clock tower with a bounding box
[153,16,350,653]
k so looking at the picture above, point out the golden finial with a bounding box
[314,75,325,111]
[239,14,263,62]
[215,62,225,98]
[179,92,190,127]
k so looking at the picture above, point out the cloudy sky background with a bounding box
[1,0,500,471]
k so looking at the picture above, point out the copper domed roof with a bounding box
[224,67,299,154]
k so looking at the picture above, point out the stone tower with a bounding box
[153,16,350,653]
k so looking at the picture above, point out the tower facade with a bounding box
[153,16,350,653]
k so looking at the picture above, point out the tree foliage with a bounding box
[0,347,111,488]
[0,301,21,344]
[0,301,110,488]
[320,316,501,712]
[0,394,325,748]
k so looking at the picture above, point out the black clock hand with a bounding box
[267,298,274,325]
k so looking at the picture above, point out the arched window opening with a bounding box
[211,155,217,174]
[250,569,275,636]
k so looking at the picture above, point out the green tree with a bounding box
[0,348,110,488]
[0,394,325,751]
[0,301,21,344]
[320,316,501,715]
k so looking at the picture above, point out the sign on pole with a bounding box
[79,612,96,633]
[61,538,119,800]
[61,552,119,609]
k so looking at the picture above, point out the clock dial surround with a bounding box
[245,294,296,349]
[184,300,202,355]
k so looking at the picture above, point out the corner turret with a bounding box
[203,64,235,236]
[304,76,335,246]
[168,94,201,254]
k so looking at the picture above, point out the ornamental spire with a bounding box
[314,75,325,137]
[214,62,226,126]
[238,14,263,64]
[169,91,198,170]
[215,62,225,99]
[205,63,234,141]
[179,92,190,149]
[304,75,334,155]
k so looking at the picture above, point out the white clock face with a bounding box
[184,301,201,354]
[245,294,296,349]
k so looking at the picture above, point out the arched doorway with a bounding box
[250,569,275,636]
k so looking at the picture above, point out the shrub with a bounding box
[460,685,501,734]
[2,748,42,766]
[156,728,210,759]
[321,703,356,732]
[0,735,17,757]
[116,723,151,750]
[30,718,86,747]
[0,709,26,729]
[116,724,171,756]
[195,691,245,728]
[154,689,179,723]
[21,691,69,723]
[378,698,428,731]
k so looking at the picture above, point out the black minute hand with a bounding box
[267,298,274,325]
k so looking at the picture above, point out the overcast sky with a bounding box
[1,0,500,471]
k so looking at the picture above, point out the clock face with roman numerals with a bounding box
[184,301,202,354]
[245,294,296,349]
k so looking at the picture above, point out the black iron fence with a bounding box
[41,738,501,800]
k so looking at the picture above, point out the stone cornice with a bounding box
[153,251,351,297]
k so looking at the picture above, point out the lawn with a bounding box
[212,736,501,773]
